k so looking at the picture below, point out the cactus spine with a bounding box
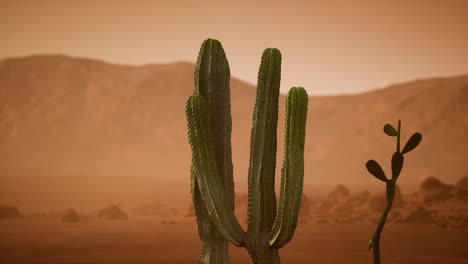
[365,120,422,264]
[186,38,308,263]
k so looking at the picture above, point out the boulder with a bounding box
[404,206,435,224]
[335,190,371,215]
[133,203,178,217]
[420,177,453,204]
[61,208,80,223]
[455,176,468,198]
[97,205,128,220]
[0,205,21,219]
[316,184,350,213]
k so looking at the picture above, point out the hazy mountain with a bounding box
[0,55,467,210]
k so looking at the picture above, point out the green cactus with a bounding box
[189,38,235,263]
[366,120,422,264]
[186,38,308,263]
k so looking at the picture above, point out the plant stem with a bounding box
[396,120,401,153]
[371,181,395,264]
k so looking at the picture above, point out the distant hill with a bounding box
[0,55,467,209]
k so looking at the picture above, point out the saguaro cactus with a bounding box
[189,38,234,263]
[365,120,422,264]
[186,38,308,263]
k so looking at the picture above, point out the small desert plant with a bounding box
[186,38,308,263]
[365,120,422,264]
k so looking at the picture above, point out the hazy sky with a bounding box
[1,0,467,95]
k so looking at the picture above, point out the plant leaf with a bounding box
[391,152,404,179]
[383,124,398,137]
[368,239,373,251]
[366,160,388,182]
[402,132,422,154]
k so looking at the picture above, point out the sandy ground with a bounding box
[1,217,467,264]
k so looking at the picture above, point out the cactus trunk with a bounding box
[191,166,229,263]
[248,248,281,264]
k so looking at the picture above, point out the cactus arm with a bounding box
[194,39,234,208]
[269,87,308,248]
[186,95,245,246]
[246,48,282,246]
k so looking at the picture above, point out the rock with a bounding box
[455,176,468,198]
[335,191,371,216]
[97,205,128,220]
[133,203,178,217]
[404,206,435,224]
[420,176,453,203]
[61,208,80,223]
[0,205,21,219]
[316,184,350,213]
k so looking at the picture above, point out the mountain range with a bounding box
[0,55,467,210]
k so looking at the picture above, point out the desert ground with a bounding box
[2,175,468,264]
[1,217,468,264]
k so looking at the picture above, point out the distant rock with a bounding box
[420,177,454,203]
[316,184,350,213]
[61,208,80,223]
[97,205,128,220]
[330,191,371,223]
[133,203,178,217]
[455,176,468,198]
[0,205,21,219]
[335,190,371,215]
[404,206,435,224]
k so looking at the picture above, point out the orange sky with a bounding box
[1,0,467,95]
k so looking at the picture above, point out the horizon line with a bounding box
[2,53,467,97]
